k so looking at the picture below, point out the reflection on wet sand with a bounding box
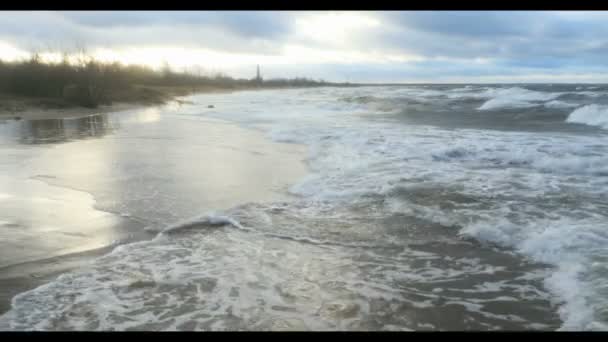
[0,106,308,317]
[18,114,114,144]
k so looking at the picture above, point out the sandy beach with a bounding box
[0,100,308,315]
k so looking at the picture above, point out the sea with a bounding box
[0,84,607,330]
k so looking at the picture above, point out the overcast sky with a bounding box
[1,11,607,83]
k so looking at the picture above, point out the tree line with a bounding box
[0,53,343,108]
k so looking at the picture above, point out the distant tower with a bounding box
[255,64,263,84]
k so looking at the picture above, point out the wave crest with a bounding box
[566,104,608,129]
[477,87,561,111]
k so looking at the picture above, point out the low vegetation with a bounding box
[0,53,347,110]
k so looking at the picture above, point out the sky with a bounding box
[1,11,608,83]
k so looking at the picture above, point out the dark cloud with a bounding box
[374,11,608,64]
[57,11,295,40]
[0,11,291,54]
[383,11,537,38]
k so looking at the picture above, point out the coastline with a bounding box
[0,91,310,317]
[0,85,239,121]
[0,244,125,315]
[0,84,343,122]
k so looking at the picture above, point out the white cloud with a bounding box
[0,41,29,61]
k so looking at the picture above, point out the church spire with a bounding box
[255,64,262,83]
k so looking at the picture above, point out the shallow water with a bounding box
[0,107,306,294]
[1,84,608,330]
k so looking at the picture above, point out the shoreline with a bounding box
[0,243,129,315]
[0,85,231,121]
[0,84,346,122]
[0,103,310,316]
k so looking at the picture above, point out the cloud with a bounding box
[58,11,295,40]
[385,11,536,38]
[1,11,607,82]
[0,11,292,54]
[377,11,608,61]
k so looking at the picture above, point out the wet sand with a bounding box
[0,102,143,121]
[0,82,246,122]
[0,106,308,315]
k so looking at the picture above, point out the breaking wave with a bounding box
[566,104,608,129]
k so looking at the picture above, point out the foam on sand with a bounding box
[161,214,246,234]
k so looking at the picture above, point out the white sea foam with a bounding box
[478,97,539,110]
[544,100,579,109]
[462,216,608,331]
[566,104,608,129]
[477,87,561,110]
[0,199,561,330]
[160,214,245,234]
[244,89,608,330]
[576,91,602,98]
